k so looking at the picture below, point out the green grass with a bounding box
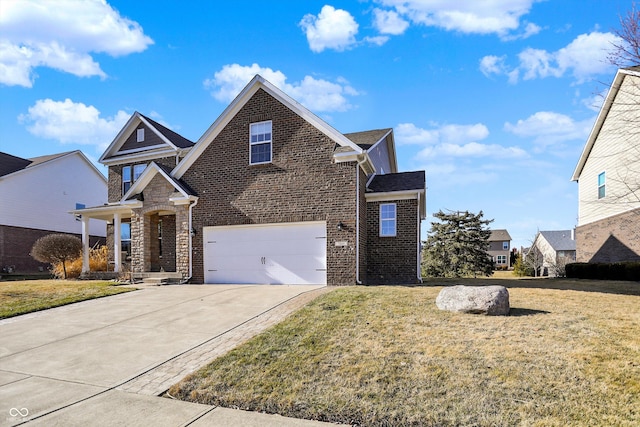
[0,280,135,319]
[170,279,640,426]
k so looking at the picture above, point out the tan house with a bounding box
[488,229,511,269]
[74,75,426,285]
[571,67,640,263]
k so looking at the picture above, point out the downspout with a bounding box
[417,192,422,283]
[182,198,198,284]
[356,156,368,285]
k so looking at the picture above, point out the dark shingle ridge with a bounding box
[140,114,195,148]
[367,170,425,193]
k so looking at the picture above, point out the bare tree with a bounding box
[608,2,640,68]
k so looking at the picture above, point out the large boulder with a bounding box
[436,285,510,316]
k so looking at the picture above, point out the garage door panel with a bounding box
[203,222,327,285]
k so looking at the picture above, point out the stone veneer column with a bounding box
[175,204,190,277]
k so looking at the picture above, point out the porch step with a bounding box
[132,272,184,285]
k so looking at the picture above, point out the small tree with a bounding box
[30,234,82,279]
[523,243,545,277]
[421,210,494,278]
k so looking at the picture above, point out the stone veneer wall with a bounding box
[366,199,420,284]
[181,88,358,285]
[576,207,640,263]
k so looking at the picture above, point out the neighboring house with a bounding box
[488,229,511,269]
[572,67,640,263]
[530,230,577,277]
[0,150,107,273]
[75,75,426,285]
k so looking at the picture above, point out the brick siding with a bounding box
[366,199,419,284]
[576,208,640,263]
[0,224,104,274]
[108,156,177,203]
[182,88,358,285]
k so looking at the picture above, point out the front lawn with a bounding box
[170,279,640,426]
[0,280,135,319]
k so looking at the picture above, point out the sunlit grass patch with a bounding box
[170,281,640,426]
[0,280,135,319]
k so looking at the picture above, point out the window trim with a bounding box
[121,222,132,260]
[122,166,132,194]
[598,171,606,199]
[502,241,509,250]
[379,203,397,237]
[496,255,507,265]
[136,128,145,142]
[249,120,272,165]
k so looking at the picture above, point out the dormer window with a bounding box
[250,121,272,164]
[136,128,145,142]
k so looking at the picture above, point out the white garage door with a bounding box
[203,221,327,285]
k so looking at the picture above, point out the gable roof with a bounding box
[99,112,194,164]
[539,230,576,251]
[572,67,640,181]
[489,229,511,241]
[0,150,105,183]
[121,161,197,204]
[172,74,364,178]
[345,128,392,149]
[367,171,425,193]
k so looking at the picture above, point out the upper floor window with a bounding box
[137,128,145,142]
[380,203,397,237]
[122,164,147,194]
[598,172,606,199]
[250,121,272,164]
[502,241,509,250]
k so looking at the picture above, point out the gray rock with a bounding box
[436,285,510,316]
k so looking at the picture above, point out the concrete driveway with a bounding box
[0,284,333,426]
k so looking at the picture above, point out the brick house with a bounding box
[571,67,640,263]
[0,150,106,274]
[488,229,511,269]
[75,75,426,285]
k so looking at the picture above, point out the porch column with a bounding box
[81,217,90,273]
[114,212,121,273]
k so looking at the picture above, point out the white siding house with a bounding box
[571,67,640,262]
[0,151,107,273]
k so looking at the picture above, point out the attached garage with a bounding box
[203,221,327,284]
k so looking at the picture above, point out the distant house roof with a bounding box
[539,230,576,251]
[489,229,511,241]
[0,152,32,177]
[0,151,75,178]
[367,171,425,193]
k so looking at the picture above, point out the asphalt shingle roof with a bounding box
[489,229,512,241]
[344,128,391,149]
[367,171,425,193]
[141,114,195,148]
[540,230,576,251]
[0,152,31,177]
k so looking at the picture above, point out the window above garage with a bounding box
[250,121,272,165]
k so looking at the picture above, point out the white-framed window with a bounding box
[122,166,132,194]
[250,121,272,164]
[380,203,397,237]
[502,241,509,250]
[122,164,147,194]
[121,222,131,259]
[136,128,145,142]
[598,171,606,199]
[497,255,507,264]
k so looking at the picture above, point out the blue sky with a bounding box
[0,0,632,249]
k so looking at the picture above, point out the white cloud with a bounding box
[396,122,490,145]
[482,31,621,84]
[377,0,538,37]
[504,111,595,149]
[299,5,359,52]
[19,99,129,150]
[363,36,390,46]
[0,0,153,87]
[418,142,527,159]
[204,63,359,113]
[373,8,409,35]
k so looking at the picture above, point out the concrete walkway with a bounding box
[0,284,335,426]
